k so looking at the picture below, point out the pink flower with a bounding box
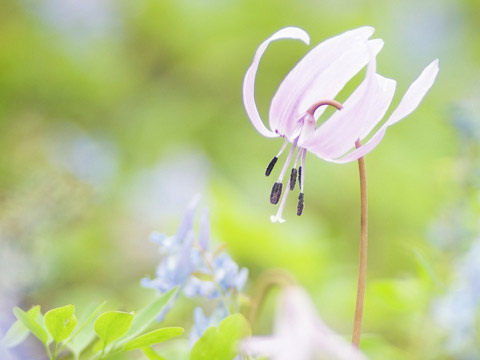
[243,27,439,223]
[240,286,367,360]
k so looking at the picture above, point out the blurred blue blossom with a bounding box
[432,239,480,357]
[142,196,248,343]
[48,124,118,190]
[141,195,200,293]
[189,306,229,346]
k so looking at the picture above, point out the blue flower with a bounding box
[142,195,249,332]
[189,306,229,347]
[141,196,200,294]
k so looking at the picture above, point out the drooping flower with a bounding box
[243,26,439,222]
[240,286,366,360]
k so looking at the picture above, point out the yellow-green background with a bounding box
[1,0,479,358]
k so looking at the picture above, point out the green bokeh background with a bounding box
[1,0,479,359]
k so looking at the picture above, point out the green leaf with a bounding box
[94,311,134,347]
[67,301,106,356]
[44,304,78,343]
[143,347,167,360]
[190,314,251,360]
[13,307,50,346]
[123,327,183,351]
[1,306,40,348]
[122,287,178,342]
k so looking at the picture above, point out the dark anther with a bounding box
[298,166,303,189]
[265,157,278,176]
[297,192,304,216]
[289,168,297,191]
[270,182,282,204]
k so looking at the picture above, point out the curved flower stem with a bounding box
[352,139,368,347]
[247,269,296,329]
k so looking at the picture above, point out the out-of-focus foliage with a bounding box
[0,0,479,358]
[2,290,181,359]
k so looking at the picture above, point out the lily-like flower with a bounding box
[243,26,439,222]
[241,285,366,360]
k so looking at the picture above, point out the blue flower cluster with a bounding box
[141,196,248,344]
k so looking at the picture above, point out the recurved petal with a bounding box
[303,74,395,158]
[314,59,439,163]
[384,59,439,126]
[323,128,387,164]
[269,27,379,139]
[302,42,395,159]
[243,27,310,138]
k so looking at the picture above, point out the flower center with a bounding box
[265,99,343,223]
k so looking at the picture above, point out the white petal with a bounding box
[326,59,439,163]
[385,59,439,126]
[242,27,310,138]
[269,27,380,139]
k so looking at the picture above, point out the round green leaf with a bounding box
[94,311,134,346]
[13,307,49,346]
[190,314,251,360]
[44,304,78,343]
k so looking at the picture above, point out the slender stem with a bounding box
[247,269,296,329]
[352,139,368,347]
[52,343,58,359]
[44,343,53,360]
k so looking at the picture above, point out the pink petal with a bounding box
[269,27,379,139]
[302,42,395,158]
[304,74,396,158]
[326,59,439,163]
[242,27,310,138]
[385,59,439,126]
[324,128,387,163]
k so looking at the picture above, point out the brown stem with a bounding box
[352,139,368,347]
[306,99,343,116]
[247,269,296,329]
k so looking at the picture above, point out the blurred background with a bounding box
[0,0,479,358]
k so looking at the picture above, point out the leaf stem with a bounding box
[44,343,53,360]
[352,140,368,347]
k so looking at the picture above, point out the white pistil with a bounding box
[276,138,298,184]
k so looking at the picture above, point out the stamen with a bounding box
[271,182,291,223]
[269,138,298,205]
[265,157,277,176]
[298,166,302,190]
[297,149,307,216]
[270,182,282,204]
[265,139,289,177]
[289,168,297,191]
[297,192,304,216]
[289,148,303,191]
